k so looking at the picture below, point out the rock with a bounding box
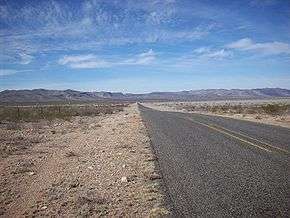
[128,175,137,182]
[121,176,128,183]
[40,206,47,210]
[69,180,79,188]
[87,166,93,170]
[27,172,35,176]
[149,173,161,181]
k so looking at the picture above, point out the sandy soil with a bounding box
[144,102,290,129]
[0,104,169,217]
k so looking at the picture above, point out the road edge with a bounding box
[137,103,177,217]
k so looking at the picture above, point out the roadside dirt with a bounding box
[0,104,169,217]
[144,102,290,129]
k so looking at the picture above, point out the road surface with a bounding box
[139,105,290,217]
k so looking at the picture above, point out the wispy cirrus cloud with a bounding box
[120,49,156,65]
[0,69,31,76]
[0,69,18,76]
[19,53,34,64]
[0,0,213,65]
[58,50,157,69]
[58,54,111,69]
[227,38,290,55]
[193,47,233,60]
[1,0,290,91]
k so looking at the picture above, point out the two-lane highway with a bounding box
[139,105,290,217]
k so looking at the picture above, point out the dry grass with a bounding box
[0,103,128,122]
[173,102,290,116]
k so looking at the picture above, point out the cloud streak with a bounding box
[58,50,157,69]
[19,53,34,64]
[0,69,18,76]
[0,69,31,76]
[227,38,290,55]
[193,47,233,60]
[58,54,111,69]
[0,0,213,65]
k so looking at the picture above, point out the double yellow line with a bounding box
[184,117,289,155]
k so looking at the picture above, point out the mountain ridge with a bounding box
[1,88,290,103]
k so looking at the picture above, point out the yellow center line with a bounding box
[193,121,272,152]
[181,115,290,155]
[190,120,272,153]
[208,123,290,155]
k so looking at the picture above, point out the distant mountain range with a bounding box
[1,88,290,104]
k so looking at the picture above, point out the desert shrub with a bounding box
[0,103,128,122]
[182,105,196,111]
[255,115,262,119]
[231,105,243,114]
[244,107,258,114]
[261,104,289,115]
[209,106,219,113]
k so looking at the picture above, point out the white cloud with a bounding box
[0,69,17,76]
[0,0,214,65]
[122,49,156,65]
[194,47,232,60]
[227,38,290,55]
[204,49,232,59]
[58,54,110,69]
[59,50,157,69]
[58,54,96,65]
[69,60,110,69]
[135,50,156,64]
[19,53,34,64]
[0,69,31,76]
[193,47,211,54]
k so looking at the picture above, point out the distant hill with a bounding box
[1,88,290,104]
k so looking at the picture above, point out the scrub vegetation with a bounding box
[0,103,128,122]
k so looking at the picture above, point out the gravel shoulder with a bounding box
[0,104,168,217]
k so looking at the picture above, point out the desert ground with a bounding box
[0,103,169,217]
[1,99,289,217]
[144,98,290,128]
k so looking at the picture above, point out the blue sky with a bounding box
[0,0,290,93]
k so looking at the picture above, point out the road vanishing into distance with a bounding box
[139,105,290,217]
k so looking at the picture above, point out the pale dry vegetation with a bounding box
[0,103,128,122]
[176,102,290,116]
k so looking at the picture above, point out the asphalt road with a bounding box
[139,104,290,217]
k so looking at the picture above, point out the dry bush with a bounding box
[177,102,290,117]
[181,105,196,111]
[261,104,289,115]
[255,115,262,120]
[0,103,128,122]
